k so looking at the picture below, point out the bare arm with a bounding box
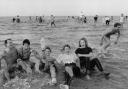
[77,53,93,57]
[0,51,5,69]
[100,35,105,46]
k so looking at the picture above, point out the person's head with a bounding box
[4,39,13,48]
[114,23,121,29]
[23,39,30,50]
[121,13,124,17]
[44,46,52,56]
[79,37,88,48]
[62,44,71,53]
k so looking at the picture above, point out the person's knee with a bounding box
[92,58,99,62]
[26,66,32,74]
[35,61,40,67]
[50,67,56,78]
[65,67,73,77]
[35,64,39,69]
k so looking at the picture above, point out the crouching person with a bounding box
[42,46,57,85]
[18,39,44,74]
[57,44,81,89]
[17,39,33,74]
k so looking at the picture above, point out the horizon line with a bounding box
[0,15,123,17]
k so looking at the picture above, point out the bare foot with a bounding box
[35,70,43,74]
[86,75,91,80]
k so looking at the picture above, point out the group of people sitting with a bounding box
[0,37,111,89]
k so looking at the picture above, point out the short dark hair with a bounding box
[23,39,30,45]
[44,46,52,52]
[4,39,12,46]
[114,23,121,27]
[62,44,71,51]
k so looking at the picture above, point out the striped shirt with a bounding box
[56,53,77,64]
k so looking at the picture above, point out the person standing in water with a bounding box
[16,15,20,23]
[50,15,56,27]
[94,15,98,23]
[120,13,125,27]
[105,16,110,26]
[12,17,16,23]
[100,23,121,53]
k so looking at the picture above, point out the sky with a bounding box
[0,0,128,16]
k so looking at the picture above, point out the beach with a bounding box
[0,16,128,89]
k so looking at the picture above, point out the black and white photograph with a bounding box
[0,0,128,89]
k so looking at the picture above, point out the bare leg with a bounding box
[65,66,73,78]
[101,36,111,53]
[35,63,42,73]
[3,68,10,81]
[50,65,57,84]
[103,42,111,53]
[30,57,42,73]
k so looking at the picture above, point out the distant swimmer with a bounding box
[38,16,43,23]
[94,15,98,23]
[120,13,125,27]
[105,16,110,26]
[28,16,32,22]
[125,16,128,21]
[100,23,121,53]
[83,15,87,23]
[80,15,86,24]
[16,15,20,23]
[42,16,45,23]
[66,16,70,22]
[50,15,56,27]
[36,16,38,22]
[111,16,113,22]
[29,16,32,21]
[12,17,16,23]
